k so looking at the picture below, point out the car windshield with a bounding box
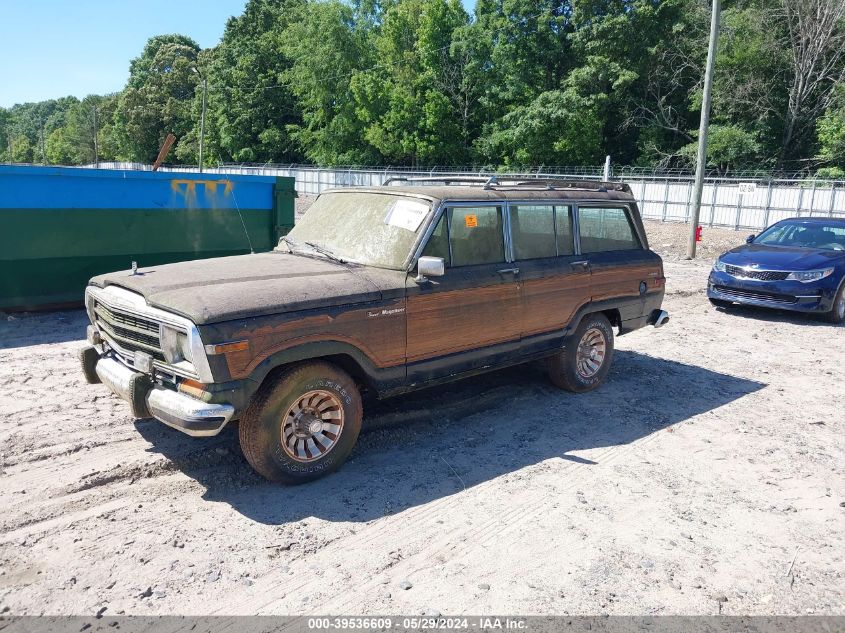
[754,220,845,251]
[278,191,433,269]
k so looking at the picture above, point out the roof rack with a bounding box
[383,176,500,189]
[381,175,631,193]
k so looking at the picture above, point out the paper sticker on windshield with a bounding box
[384,199,429,232]
[465,214,478,228]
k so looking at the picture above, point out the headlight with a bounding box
[713,259,726,272]
[786,268,834,283]
[160,326,193,363]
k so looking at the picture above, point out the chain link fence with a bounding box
[84,162,845,231]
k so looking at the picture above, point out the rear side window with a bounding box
[448,206,505,266]
[511,205,556,259]
[578,207,641,252]
[511,205,575,259]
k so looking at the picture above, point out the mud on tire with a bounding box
[547,313,615,393]
[239,361,362,484]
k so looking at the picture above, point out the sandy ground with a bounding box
[1,220,843,617]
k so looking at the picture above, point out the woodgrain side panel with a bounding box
[590,263,662,303]
[406,283,521,363]
[223,299,407,379]
[519,273,591,337]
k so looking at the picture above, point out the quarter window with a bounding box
[578,207,641,252]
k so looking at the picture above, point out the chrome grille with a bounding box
[94,300,165,361]
[724,265,790,281]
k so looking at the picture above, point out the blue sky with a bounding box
[0,0,477,108]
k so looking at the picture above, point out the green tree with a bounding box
[204,0,305,163]
[114,34,201,162]
[280,0,380,164]
[351,0,473,164]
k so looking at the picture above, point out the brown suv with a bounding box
[78,178,668,483]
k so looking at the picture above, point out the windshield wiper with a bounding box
[304,241,347,264]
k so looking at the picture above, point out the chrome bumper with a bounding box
[95,356,235,437]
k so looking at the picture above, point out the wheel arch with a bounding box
[248,340,399,395]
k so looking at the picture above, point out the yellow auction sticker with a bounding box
[465,214,478,228]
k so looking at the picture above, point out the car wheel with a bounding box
[547,313,614,393]
[239,361,362,484]
[825,283,845,324]
[709,298,733,309]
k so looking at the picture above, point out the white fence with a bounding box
[88,162,845,231]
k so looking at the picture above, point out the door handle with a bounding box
[497,267,520,275]
[571,260,590,269]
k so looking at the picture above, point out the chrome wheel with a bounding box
[837,295,845,321]
[281,390,344,463]
[576,327,607,379]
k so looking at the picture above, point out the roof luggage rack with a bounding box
[382,175,631,193]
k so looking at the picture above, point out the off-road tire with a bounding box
[709,298,733,309]
[547,313,614,393]
[239,361,362,484]
[825,282,845,324]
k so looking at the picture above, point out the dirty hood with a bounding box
[89,252,383,324]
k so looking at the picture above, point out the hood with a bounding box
[89,252,383,324]
[720,244,845,270]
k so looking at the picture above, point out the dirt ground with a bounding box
[1,219,843,617]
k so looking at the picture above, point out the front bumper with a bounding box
[707,271,835,313]
[92,353,235,437]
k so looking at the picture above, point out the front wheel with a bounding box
[547,313,614,393]
[825,283,845,324]
[239,361,362,484]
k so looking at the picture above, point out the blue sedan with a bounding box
[707,217,845,323]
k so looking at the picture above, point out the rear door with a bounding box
[576,204,663,323]
[405,204,522,383]
[509,202,591,340]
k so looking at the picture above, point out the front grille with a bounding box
[94,301,166,361]
[713,285,797,305]
[724,265,790,281]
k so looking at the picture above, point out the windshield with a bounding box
[279,191,433,269]
[754,220,845,251]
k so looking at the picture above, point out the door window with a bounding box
[578,207,641,252]
[555,206,575,255]
[510,205,575,259]
[448,206,505,266]
[511,205,556,259]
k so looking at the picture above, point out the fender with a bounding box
[247,339,406,395]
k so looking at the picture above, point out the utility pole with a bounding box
[198,76,207,173]
[92,105,99,168]
[686,0,721,260]
[39,121,46,166]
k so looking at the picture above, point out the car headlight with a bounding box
[786,268,834,283]
[160,326,193,363]
[713,259,727,272]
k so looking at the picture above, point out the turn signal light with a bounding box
[204,340,249,355]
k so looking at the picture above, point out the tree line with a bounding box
[1,0,844,175]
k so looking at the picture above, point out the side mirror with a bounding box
[415,256,445,283]
[746,234,756,244]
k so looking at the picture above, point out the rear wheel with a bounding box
[239,361,362,484]
[547,313,614,393]
[825,283,845,324]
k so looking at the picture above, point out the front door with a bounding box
[405,204,522,384]
[509,203,592,342]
